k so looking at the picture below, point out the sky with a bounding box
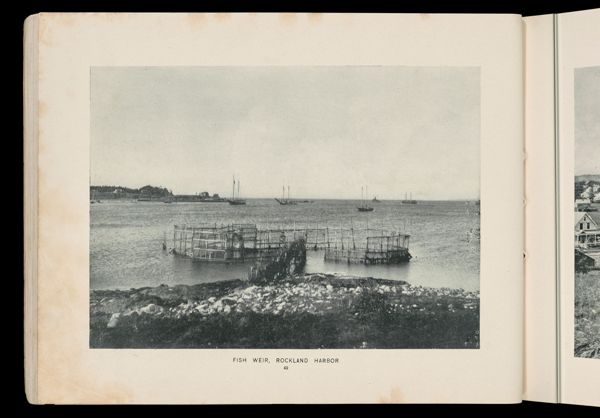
[575,66,600,176]
[91,66,480,200]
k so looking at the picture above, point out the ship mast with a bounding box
[361,186,364,208]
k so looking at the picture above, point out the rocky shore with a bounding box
[90,274,480,349]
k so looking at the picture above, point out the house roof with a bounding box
[589,212,600,226]
[575,211,600,227]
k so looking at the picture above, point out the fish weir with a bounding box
[170,223,411,265]
[171,224,304,262]
[323,235,412,265]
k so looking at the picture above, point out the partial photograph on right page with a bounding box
[573,66,600,360]
[558,8,600,406]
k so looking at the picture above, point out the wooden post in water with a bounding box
[191,228,197,258]
[184,227,188,256]
[351,218,356,250]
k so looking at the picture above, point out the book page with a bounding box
[28,13,524,404]
[556,8,600,407]
[523,13,559,403]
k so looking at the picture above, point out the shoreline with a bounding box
[91,273,480,349]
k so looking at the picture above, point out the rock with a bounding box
[221,297,237,306]
[107,313,121,328]
[139,303,162,314]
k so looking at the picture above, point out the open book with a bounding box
[23,11,600,405]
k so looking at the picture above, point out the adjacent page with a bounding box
[524,13,558,404]
[26,13,524,404]
[556,8,600,407]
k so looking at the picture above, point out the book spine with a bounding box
[23,13,40,405]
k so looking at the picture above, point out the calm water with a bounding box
[90,199,480,291]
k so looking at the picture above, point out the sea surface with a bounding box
[90,199,480,291]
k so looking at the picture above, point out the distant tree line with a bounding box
[91,185,173,197]
[90,185,221,199]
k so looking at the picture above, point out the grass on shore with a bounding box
[575,271,600,359]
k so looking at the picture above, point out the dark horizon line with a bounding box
[90,185,479,201]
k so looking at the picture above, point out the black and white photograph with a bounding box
[89,66,481,349]
[574,65,600,359]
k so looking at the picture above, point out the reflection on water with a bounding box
[91,199,480,291]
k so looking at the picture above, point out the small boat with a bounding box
[228,176,247,205]
[357,186,374,212]
[275,185,297,205]
[228,199,246,206]
[401,192,417,204]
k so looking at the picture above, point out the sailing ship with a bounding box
[401,192,417,204]
[228,175,247,205]
[357,186,374,212]
[275,185,297,205]
[372,196,381,203]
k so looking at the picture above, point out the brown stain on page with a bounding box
[279,13,298,26]
[376,387,404,403]
[38,101,48,119]
[43,361,136,404]
[47,13,78,27]
[38,16,54,48]
[214,13,231,22]
[185,13,206,28]
[308,13,323,25]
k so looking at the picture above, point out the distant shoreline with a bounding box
[91,197,481,203]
